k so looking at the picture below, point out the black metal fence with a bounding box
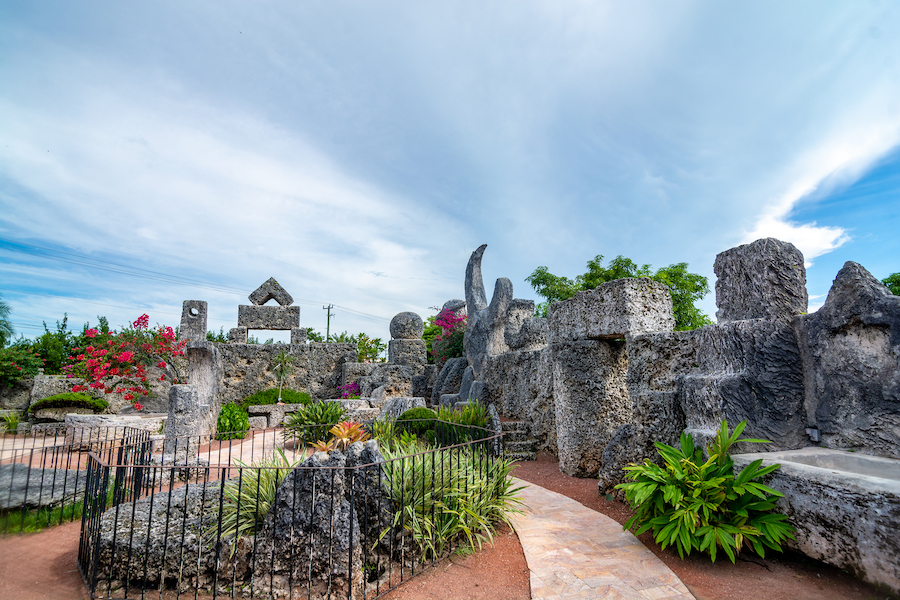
[77,422,512,600]
[0,425,152,534]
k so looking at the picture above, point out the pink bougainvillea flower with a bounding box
[133,402,143,411]
[157,361,166,368]
[85,328,98,338]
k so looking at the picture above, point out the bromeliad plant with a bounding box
[310,421,371,452]
[282,401,347,446]
[616,419,795,563]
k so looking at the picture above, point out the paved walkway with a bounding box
[510,479,695,600]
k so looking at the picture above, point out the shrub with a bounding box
[0,346,45,388]
[209,447,297,555]
[28,392,108,413]
[282,401,346,445]
[2,412,20,434]
[240,388,311,412]
[216,403,249,440]
[380,439,523,559]
[397,407,437,437]
[616,419,795,563]
[435,401,491,445]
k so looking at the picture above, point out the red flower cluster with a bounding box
[65,314,186,410]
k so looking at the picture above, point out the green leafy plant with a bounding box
[2,412,20,434]
[397,407,437,437]
[380,439,524,559]
[0,346,45,388]
[210,447,297,555]
[282,401,347,445]
[216,403,250,440]
[240,388,311,411]
[435,401,491,445]
[369,417,400,451]
[616,420,795,563]
[28,392,109,413]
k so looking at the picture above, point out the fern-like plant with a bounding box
[616,419,795,563]
[215,403,249,440]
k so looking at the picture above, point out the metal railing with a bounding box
[77,421,510,600]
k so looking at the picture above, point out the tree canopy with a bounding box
[526,255,713,331]
[883,272,900,296]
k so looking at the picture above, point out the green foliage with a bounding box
[0,293,13,347]
[240,388,311,411]
[271,349,295,402]
[216,403,249,440]
[206,327,228,342]
[0,345,45,388]
[210,447,297,554]
[306,329,325,342]
[616,420,795,563]
[526,255,712,331]
[380,439,524,559]
[2,412,20,434]
[398,407,437,437]
[883,272,900,296]
[282,401,347,445]
[422,314,442,365]
[28,392,108,413]
[246,335,275,344]
[435,401,491,445]
[369,417,400,451]
[355,332,387,363]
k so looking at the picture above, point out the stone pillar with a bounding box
[179,301,208,342]
[291,327,308,345]
[163,384,203,458]
[229,327,248,343]
[714,237,807,323]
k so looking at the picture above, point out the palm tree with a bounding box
[272,350,295,403]
[0,293,13,347]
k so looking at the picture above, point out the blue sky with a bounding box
[1,1,898,342]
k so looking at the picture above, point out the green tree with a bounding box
[306,329,325,342]
[356,332,386,363]
[883,272,900,296]
[526,255,712,331]
[0,294,13,347]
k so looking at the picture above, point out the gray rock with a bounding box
[457,366,475,404]
[378,396,426,420]
[388,339,427,365]
[30,374,78,405]
[179,300,208,342]
[714,237,807,323]
[228,326,248,343]
[552,339,630,477]
[442,299,467,315]
[389,312,424,340]
[430,357,467,405]
[798,261,900,458]
[467,380,491,404]
[163,385,206,456]
[290,327,307,344]
[248,277,294,307]
[504,300,548,351]
[439,394,459,408]
[0,377,32,411]
[0,464,87,510]
[237,305,301,330]
[548,278,675,343]
[464,245,514,380]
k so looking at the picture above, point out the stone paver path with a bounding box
[510,479,695,600]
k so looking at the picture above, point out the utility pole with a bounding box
[323,304,333,342]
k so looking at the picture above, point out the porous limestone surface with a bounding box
[389,311,424,340]
[732,448,900,595]
[548,278,675,343]
[714,237,807,323]
[237,305,301,330]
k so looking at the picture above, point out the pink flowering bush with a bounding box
[64,314,186,410]
[340,382,361,399]
[431,308,466,366]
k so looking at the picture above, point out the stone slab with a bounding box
[237,305,300,330]
[548,278,675,343]
[248,277,293,307]
[388,339,427,365]
[179,300,208,342]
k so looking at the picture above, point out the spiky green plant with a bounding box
[616,419,795,563]
[282,400,346,445]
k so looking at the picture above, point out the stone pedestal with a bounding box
[388,339,427,366]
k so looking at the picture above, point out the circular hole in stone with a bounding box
[190,308,199,316]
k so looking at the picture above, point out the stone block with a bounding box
[179,300,208,342]
[799,261,900,458]
[342,362,377,386]
[552,339,629,478]
[389,312,424,339]
[290,327,307,344]
[714,237,807,323]
[248,416,267,430]
[248,277,293,306]
[163,385,205,455]
[411,364,438,400]
[548,278,675,343]
[379,397,426,420]
[237,305,300,330]
[229,327,248,343]
[430,357,467,405]
[458,365,475,402]
[388,339,427,365]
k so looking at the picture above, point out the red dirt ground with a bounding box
[0,451,895,600]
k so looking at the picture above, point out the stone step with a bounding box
[502,429,529,442]
[345,408,381,422]
[501,420,527,432]
[504,440,538,453]
[505,451,537,462]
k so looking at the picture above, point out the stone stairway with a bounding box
[501,420,538,461]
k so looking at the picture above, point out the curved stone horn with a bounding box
[465,244,488,315]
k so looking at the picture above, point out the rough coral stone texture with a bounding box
[430,357,467,405]
[248,277,294,306]
[388,339,427,365]
[237,305,300,330]
[714,237,807,323]
[678,319,807,452]
[389,311,424,340]
[548,278,675,343]
[552,339,629,478]
[504,299,548,351]
[290,327,307,344]
[798,261,900,458]
[229,326,248,343]
[179,300,208,342]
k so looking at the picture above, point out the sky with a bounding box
[1,1,899,344]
